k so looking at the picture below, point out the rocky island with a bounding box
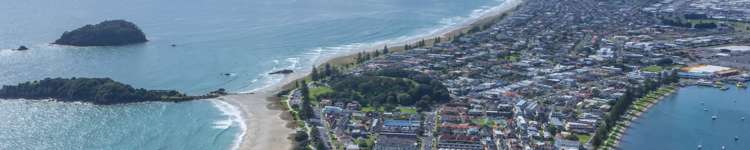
[53,20,148,46]
[0,78,219,105]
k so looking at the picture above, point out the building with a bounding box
[374,133,418,150]
[565,122,595,134]
[437,135,483,150]
[380,119,420,134]
[554,138,581,150]
[679,64,737,78]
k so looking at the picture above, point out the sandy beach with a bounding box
[219,0,525,149]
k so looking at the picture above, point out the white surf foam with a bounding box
[236,0,522,95]
[208,99,247,150]
[227,1,523,148]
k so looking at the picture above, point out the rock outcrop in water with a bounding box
[0,78,218,105]
[15,45,28,51]
[53,20,148,46]
[269,69,294,75]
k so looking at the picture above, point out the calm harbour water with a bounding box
[620,85,750,150]
[0,0,504,149]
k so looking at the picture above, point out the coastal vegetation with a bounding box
[0,77,217,104]
[591,73,680,149]
[315,69,450,112]
[54,20,148,46]
[280,8,514,149]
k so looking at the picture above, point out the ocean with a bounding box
[0,0,506,149]
[620,85,750,150]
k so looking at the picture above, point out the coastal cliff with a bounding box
[53,20,148,46]
[0,78,218,104]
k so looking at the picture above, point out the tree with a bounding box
[694,22,717,29]
[396,93,412,105]
[356,52,364,63]
[546,125,558,134]
[383,45,389,54]
[667,69,679,84]
[315,141,327,150]
[416,95,432,112]
[310,127,320,141]
[299,80,314,120]
[311,66,319,81]
[294,131,309,142]
[324,63,332,77]
[592,88,601,97]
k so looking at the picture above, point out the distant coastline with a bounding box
[218,0,527,149]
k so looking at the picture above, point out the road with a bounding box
[422,111,437,150]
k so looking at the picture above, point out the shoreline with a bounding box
[604,85,679,149]
[218,0,526,149]
[613,83,750,149]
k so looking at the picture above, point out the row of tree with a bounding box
[293,80,328,150]
[591,71,679,147]
[293,126,327,150]
[661,18,718,29]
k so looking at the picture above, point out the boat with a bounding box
[697,80,714,87]
[712,115,718,120]
[742,117,745,121]
[735,136,739,141]
[738,82,747,89]
[715,81,725,89]
[697,144,702,149]
[703,108,708,111]
[720,86,729,91]
[722,145,726,150]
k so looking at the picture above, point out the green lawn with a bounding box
[398,107,418,114]
[641,65,663,73]
[308,86,334,102]
[577,134,592,144]
[471,118,496,127]
[361,106,384,112]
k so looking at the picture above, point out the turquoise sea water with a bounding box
[0,0,505,149]
[620,85,750,150]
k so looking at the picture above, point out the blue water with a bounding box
[620,85,750,150]
[0,0,504,149]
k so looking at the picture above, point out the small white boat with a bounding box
[721,145,726,150]
[742,117,745,121]
[703,108,708,111]
[712,115,718,120]
[698,144,702,149]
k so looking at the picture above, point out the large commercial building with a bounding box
[678,64,738,78]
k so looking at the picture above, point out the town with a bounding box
[284,0,750,150]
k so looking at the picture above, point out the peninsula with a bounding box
[0,78,219,105]
[53,20,148,46]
